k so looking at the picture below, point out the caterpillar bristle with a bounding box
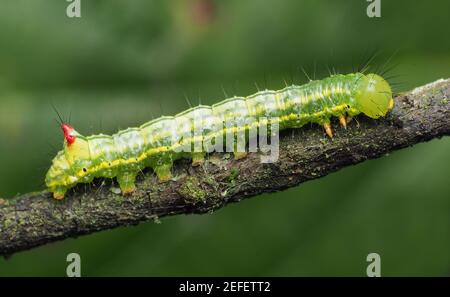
[221,84,229,99]
[254,81,261,92]
[51,102,64,126]
[184,93,193,108]
[300,66,312,82]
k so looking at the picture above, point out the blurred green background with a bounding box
[0,0,449,276]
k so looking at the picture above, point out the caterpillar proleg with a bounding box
[46,73,393,199]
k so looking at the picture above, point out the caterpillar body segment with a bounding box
[46,73,393,199]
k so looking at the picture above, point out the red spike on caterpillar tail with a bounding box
[45,72,394,199]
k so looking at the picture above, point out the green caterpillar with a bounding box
[46,73,393,199]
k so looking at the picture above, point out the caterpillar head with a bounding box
[354,73,394,119]
[46,124,91,199]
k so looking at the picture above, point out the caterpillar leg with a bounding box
[234,151,247,160]
[52,187,67,200]
[191,152,205,166]
[117,172,137,195]
[323,122,333,138]
[339,116,347,129]
[388,98,394,110]
[346,116,353,124]
[154,163,173,181]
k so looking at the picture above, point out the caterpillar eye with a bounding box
[82,168,87,172]
[108,163,112,166]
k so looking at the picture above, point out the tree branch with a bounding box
[1,78,449,256]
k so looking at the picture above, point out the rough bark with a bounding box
[1,78,449,256]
